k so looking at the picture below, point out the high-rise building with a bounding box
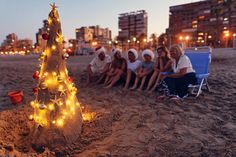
[1,33,18,48]
[118,10,148,41]
[76,27,93,42]
[167,0,236,47]
[0,33,33,53]
[75,25,112,47]
[35,20,49,52]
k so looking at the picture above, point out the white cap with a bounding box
[127,48,138,60]
[95,46,106,55]
[142,49,154,60]
[112,48,122,56]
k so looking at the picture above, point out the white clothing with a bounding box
[90,55,111,73]
[127,60,141,72]
[172,55,195,73]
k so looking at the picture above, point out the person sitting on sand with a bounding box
[158,44,197,99]
[130,49,154,91]
[104,48,127,89]
[123,48,141,90]
[87,46,111,84]
[145,46,172,92]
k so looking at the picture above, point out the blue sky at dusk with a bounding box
[0,0,199,43]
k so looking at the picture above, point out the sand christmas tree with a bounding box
[29,3,82,147]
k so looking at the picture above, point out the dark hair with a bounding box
[156,46,171,60]
[95,46,102,51]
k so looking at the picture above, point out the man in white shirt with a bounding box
[87,46,111,84]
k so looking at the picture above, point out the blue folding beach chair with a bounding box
[184,47,212,97]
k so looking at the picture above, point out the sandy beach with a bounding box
[0,48,235,157]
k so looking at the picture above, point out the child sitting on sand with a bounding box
[145,46,172,92]
[130,49,154,91]
[123,48,141,90]
[104,48,127,88]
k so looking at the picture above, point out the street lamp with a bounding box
[127,39,131,49]
[179,36,183,41]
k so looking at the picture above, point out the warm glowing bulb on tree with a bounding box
[52,45,56,50]
[70,106,75,112]
[76,102,80,107]
[29,115,34,120]
[59,101,63,106]
[48,103,54,110]
[30,101,35,107]
[56,119,64,127]
[62,110,68,116]
[66,100,71,105]
[52,72,57,76]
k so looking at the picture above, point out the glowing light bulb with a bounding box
[52,72,57,76]
[52,120,56,124]
[29,115,34,120]
[52,45,56,50]
[56,119,64,127]
[62,110,68,116]
[76,102,80,106]
[59,101,63,106]
[30,101,35,107]
[58,85,63,91]
[48,103,54,110]
[70,106,75,112]
[66,100,71,105]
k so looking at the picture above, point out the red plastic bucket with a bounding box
[7,90,24,105]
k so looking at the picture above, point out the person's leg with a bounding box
[86,66,93,85]
[150,72,162,92]
[96,73,106,84]
[164,77,177,96]
[105,69,123,88]
[130,75,140,90]
[145,71,158,91]
[138,76,147,91]
[176,73,197,98]
[124,69,132,89]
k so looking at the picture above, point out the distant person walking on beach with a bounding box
[145,46,172,92]
[124,48,141,90]
[159,45,197,99]
[104,48,127,89]
[87,46,111,85]
[130,49,154,91]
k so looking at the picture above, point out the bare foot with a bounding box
[137,88,143,91]
[123,87,128,91]
[156,95,166,102]
[130,86,137,90]
[104,85,112,89]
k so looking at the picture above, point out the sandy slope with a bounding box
[0,49,235,157]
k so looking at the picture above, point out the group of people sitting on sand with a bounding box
[86,44,197,100]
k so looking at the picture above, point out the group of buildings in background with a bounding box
[167,0,236,48]
[1,0,236,55]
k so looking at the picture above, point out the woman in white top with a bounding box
[161,44,197,98]
[123,49,141,90]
